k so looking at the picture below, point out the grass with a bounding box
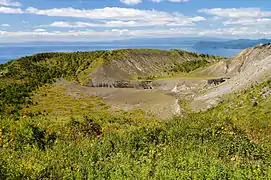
[0,48,224,117]
[204,79,271,143]
[0,48,270,179]
[76,58,104,85]
[20,83,160,131]
[133,58,223,81]
[134,72,219,81]
[0,80,270,179]
[22,84,109,118]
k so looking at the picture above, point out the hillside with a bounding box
[192,43,271,111]
[0,49,223,118]
[0,47,270,179]
[76,49,223,86]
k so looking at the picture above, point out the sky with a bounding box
[0,0,271,43]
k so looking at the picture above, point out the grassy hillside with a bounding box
[0,49,223,116]
[0,49,270,179]
[0,80,270,179]
[86,49,224,84]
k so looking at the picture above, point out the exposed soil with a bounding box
[57,79,182,119]
[55,44,271,117]
[191,44,271,111]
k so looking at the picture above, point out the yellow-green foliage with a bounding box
[22,84,108,117]
[76,57,104,85]
[20,84,159,131]
[0,49,224,116]
[0,80,270,179]
[0,49,270,179]
[0,50,129,115]
[202,79,271,143]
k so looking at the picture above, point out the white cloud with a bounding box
[24,7,182,22]
[189,16,206,21]
[1,26,271,43]
[150,0,162,2]
[0,6,205,27]
[1,23,10,27]
[223,18,271,26]
[199,8,271,29]
[105,20,139,27]
[43,16,205,28]
[198,27,271,38]
[45,21,87,28]
[0,28,196,42]
[0,29,127,42]
[0,0,21,7]
[120,27,197,38]
[199,8,271,18]
[120,0,142,5]
[1,6,270,42]
[168,0,190,2]
[150,0,190,2]
[44,21,140,28]
[33,28,46,32]
[4,7,205,28]
[0,6,22,13]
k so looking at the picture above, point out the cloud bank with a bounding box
[0,0,21,7]
[0,5,271,42]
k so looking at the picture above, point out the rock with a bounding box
[207,78,226,85]
[137,81,153,89]
[89,80,153,89]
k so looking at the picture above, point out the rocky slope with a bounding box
[200,43,271,77]
[191,43,271,111]
[83,49,222,86]
[57,45,271,115]
[0,48,223,119]
[1,45,269,118]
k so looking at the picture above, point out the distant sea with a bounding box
[0,45,242,64]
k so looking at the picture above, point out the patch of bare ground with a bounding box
[57,79,181,119]
[191,44,271,111]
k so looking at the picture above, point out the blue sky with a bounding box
[0,0,271,42]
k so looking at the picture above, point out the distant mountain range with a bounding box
[194,39,271,49]
[0,37,227,47]
[0,38,270,51]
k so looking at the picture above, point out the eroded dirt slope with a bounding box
[191,44,271,111]
[85,49,221,86]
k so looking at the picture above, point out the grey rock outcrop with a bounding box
[88,80,153,89]
[192,43,271,111]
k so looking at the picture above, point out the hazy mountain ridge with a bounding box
[0,37,225,46]
[195,39,271,49]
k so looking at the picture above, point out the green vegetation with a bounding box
[134,50,225,80]
[0,49,270,179]
[0,80,270,179]
[167,50,224,74]
[169,59,210,73]
[205,79,271,142]
[0,49,223,116]
[0,50,127,116]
